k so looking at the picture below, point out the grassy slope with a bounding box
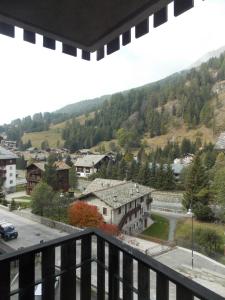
[142,214,169,240]
[175,218,225,253]
[22,112,95,148]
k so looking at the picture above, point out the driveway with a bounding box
[0,207,67,250]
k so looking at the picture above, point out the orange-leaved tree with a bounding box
[99,223,120,236]
[68,201,104,228]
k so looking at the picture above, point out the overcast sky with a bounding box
[0,0,224,125]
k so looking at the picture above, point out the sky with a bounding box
[0,0,225,125]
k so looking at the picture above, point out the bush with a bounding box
[193,203,214,221]
[194,227,223,254]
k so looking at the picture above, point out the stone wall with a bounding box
[151,191,184,213]
[13,209,82,234]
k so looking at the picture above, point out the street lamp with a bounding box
[187,208,194,269]
[58,192,64,221]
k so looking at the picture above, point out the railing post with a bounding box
[19,253,35,300]
[108,244,119,300]
[81,235,92,300]
[123,252,133,300]
[138,261,149,300]
[0,260,10,300]
[156,273,169,300]
[60,240,77,300]
[176,285,194,300]
[97,236,105,300]
[42,247,55,300]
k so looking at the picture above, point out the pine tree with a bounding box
[183,153,209,210]
[163,163,176,190]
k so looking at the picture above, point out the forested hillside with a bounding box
[62,53,225,151]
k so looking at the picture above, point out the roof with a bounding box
[0,146,18,160]
[82,180,153,209]
[0,1,194,60]
[83,178,123,195]
[27,161,70,171]
[74,155,107,168]
[215,132,225,150]
[54,161,70,170]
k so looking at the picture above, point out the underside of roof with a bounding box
[0,0,194,60]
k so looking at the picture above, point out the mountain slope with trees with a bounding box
[62,52,225,152]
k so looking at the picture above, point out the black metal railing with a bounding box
[0,228,224,300]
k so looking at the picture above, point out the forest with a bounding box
[62,53,225,151]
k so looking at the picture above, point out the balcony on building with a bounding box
[0,228,223,300]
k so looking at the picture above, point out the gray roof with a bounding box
[215,132,225,150]
[74,155,107,168]
[171,163,185,175]
[0,146,18,160]
[82,180,153,209]
[83,178,123,195]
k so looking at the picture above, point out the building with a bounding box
[80,178,153,234]
[0,139,17,150]
[26,161,70,194]
[0,146,17,192]
[215,132,225,151]
[0,1,222,299]
[74,155,109,178]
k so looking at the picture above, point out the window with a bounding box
[129,202,132,209]
[85,168,90,173]
[129,215,132,221]
[118,207,121,214]
[10,180,13,184]
[135,212,137,218]
[103,207,107,215]
[140,197,144,203]
[10,173,13,177]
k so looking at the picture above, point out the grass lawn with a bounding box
[142,214,169,240]
[13,196,32,202]
[175,218,225,254]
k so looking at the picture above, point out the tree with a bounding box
[69,165,78,189]
[41,140,49,150]
[65,155,73,167]
[68,201,104,228]
[16,155,26,170]
[183,153,209,214]
[99,223,120,236]
[163,163,176,190]
[43,161,58,190]
[31,182,54,216]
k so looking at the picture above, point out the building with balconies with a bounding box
[0,146,17,192]
[80,179,153,234]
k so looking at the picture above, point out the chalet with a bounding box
[0,139,17,150]
[74,154,109,178]
[80,178,153,234]
[26,161,70,194]
[0,146,17,192]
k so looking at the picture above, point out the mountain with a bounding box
[191,45,225,68]
[10,50,225,151]
[54,95,110,115]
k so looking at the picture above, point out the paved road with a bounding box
[0,208,67,251]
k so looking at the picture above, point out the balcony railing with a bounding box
[0,228,224,300]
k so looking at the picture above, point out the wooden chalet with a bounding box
[26,161,70,194]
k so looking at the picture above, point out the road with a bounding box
[0,208,68,251]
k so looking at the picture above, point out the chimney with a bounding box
[113,195,117,202]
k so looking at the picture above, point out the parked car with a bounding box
[0,222,18,241]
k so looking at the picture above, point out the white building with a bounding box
[80,178,153,234]
[74,155,109,178]
[0,146,17,192]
